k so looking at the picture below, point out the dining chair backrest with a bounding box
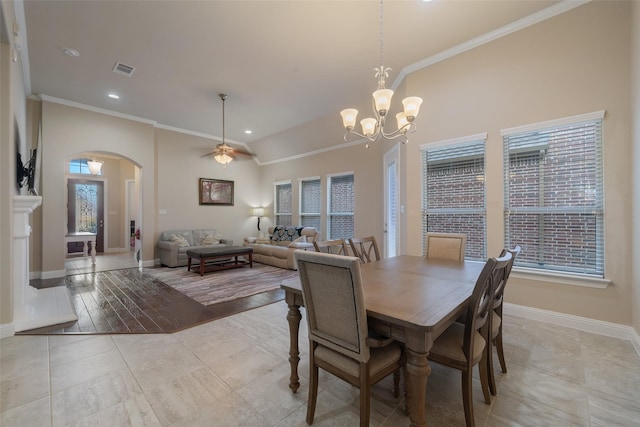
[313,238,349,256]
[295,250,370,362]
[425,232,467,262]
[348,236,381,263]
[493,245,521,311]
[464,253,510,349]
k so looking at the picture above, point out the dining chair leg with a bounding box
[487,339,497,396]
[479,350,492,404]
[306,359,319,424]
[461,370,475,427]
[359,368,371,427]
[393,370,400,398]
[496,331,507,373]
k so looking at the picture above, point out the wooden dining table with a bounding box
[280,255,485,427]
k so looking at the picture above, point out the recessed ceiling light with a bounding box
[61,47,80,57]
[244,130,252,134]
[108,93,120,99]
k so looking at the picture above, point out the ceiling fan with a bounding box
[202,93,253,166]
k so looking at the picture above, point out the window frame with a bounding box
[273,180,292,227]
[501,110,606,283]
[420,133,488,261]
[299,176,321,232]
[326,172,354,240]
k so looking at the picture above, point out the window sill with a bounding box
[511,267,611,289]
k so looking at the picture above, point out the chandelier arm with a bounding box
[343,129,379,143]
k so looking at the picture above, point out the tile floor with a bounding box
[2,301,640,426]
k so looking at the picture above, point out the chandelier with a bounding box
[340,0,423,147]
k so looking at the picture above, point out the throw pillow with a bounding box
[202,233,222,245]
[170,234,190,247]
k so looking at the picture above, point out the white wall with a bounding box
[631,1,640,336]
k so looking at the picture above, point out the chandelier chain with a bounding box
[379,0,384,69]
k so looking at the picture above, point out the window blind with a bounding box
[502,113,604,276]
[328,174,354,239]
[421,139,486,260]
[300,178,321,230]
[274,182,292,227]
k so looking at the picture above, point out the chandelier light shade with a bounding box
[87,158,103,175]
[340,0,423,147]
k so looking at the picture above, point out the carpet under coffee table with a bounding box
[187,246,253,276]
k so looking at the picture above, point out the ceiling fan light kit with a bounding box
[340,0,423,148]
[202,93,253,167]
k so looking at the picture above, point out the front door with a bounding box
[67,179,105,253]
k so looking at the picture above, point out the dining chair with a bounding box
[348,236,381,263]
[313,238,349,256]
[487,245,521,396]
[425,232,467,262]
[427,252,512,427]
[295,250,405,427]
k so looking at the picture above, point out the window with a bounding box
[421,135,487,260]
[300,177,321,231]
[274,181,292,226]
[502,111,604,277]
[69,158,101,176]
[327,173,354,239]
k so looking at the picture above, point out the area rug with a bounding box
[145,263,299,306]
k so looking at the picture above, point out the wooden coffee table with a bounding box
[187,246,253,276]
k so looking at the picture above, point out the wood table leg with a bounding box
[405,348,431,427]
[286,301,302,393]
[199,258,205,276]
[187,256,192,271]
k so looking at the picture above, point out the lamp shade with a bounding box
[87,159,103,175]
[402,96,423,119]
[373,89,393,115]
[396,112,408,131]
[340,109,358,129]
[252,207,264,217]
[360,118,377,137]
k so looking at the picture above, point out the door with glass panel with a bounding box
[67,179,105,253]
[384,146,400,258]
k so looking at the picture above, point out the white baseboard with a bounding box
[141,259,155,268]
[29,271,41,280]
[41,269,67,279]
[0,322,15,339]
[105,247,128,253]
[504,302,640,356]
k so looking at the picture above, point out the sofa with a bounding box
[157,229,233,267]
[243,226,318,270]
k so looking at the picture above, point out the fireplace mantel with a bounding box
[13,195,77,333]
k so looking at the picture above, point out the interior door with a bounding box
[67,179,105,253]
[384,146,400,258]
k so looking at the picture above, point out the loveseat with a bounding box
[157,229,233,267]
[243,226,318,270]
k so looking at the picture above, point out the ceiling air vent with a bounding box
[112,61,135,77]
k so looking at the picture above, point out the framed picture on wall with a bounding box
[199,178,234,205]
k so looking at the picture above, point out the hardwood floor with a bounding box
[20,268,284,335]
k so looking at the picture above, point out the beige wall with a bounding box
[154,128,262,250]
[632,2,640,334]
[258,142,385,252]
[402,1,632,324]
[40,102,156,275]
